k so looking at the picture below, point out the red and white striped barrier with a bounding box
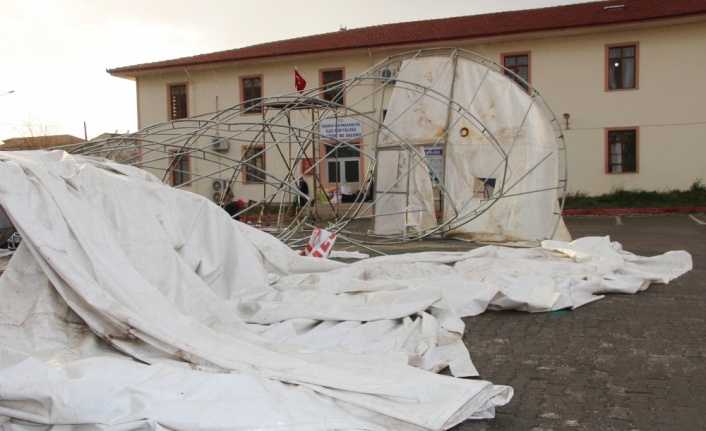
[301,227,337,258]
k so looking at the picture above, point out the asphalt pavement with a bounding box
[449,213,706,430]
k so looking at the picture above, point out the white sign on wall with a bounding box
[319,117,363,140]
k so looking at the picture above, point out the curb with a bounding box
[563,206,706,216]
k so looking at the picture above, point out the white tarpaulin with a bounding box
[0,151,692,430]
[374,55,570,243]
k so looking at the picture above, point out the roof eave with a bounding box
[108,10,706,78]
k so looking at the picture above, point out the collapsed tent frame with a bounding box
[67,48,568,251]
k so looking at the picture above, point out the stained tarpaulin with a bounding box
[374,55,570,243]
[0,151,691,430]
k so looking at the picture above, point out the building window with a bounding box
[241,76,263,113]
[242,146,265,183]
[321,69,344,105]
[607,129,638,173]
[168,149,191,186]
[502,53,530,92]
[169,84,188,120]
[607,43,638,90]
[325,143,360,184]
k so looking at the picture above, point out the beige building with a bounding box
[109,0,706,198]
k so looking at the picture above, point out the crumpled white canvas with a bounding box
[0,151,692,430]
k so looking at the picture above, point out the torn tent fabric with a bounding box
[0,151,691,430]
[373,55,570,243]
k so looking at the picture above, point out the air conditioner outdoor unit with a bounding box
[379,66,399,83]
[212,179,227,192]
[212,137,230,151]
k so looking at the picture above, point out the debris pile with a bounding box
[0,151,691,430]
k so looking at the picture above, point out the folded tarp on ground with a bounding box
[0,151,692,430]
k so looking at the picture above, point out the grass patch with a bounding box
[564,180,706,210]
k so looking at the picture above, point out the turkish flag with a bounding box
[295,68,306,93]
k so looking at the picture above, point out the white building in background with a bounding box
[109,0,706,198]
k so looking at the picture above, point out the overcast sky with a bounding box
[0,0,595,142]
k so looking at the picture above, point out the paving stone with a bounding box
[451,215,706,430]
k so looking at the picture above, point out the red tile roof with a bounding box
[109,0,706,76]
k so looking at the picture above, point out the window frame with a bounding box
[241,145,266,183]
[605,42,639,91]
[605,127,639,174]
[168,148,191,186]
[501,51,531,93]
[240,75,263,114]
[320,68,345,106]
[168,83,188,120]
